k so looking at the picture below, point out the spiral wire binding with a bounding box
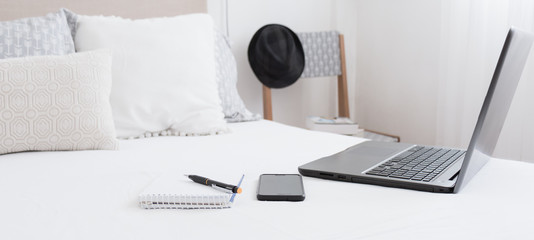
[139,193,232,209]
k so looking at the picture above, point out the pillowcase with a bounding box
[0,50,119,155]
[64,9,259,124]
[74,13,227,139]
[213,30,261,122]
[0,10,74,59]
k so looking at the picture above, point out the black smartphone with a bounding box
[257,174,305,201]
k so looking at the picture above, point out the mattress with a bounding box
[0,120,533,239]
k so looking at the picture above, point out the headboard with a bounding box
[0,0,206,20]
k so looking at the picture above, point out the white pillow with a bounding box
[74,14,227,139]
[0,50,119,155]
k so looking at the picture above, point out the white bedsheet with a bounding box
[0,120,533,239]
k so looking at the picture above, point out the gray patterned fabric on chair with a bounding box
[297,31,342,78]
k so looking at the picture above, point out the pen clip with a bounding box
[211,184,233,194]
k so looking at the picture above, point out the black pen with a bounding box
[185,175,243,194]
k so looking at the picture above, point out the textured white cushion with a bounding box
[0,50,119,155]
[74,14,227,139]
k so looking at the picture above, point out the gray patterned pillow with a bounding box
[0,10,75,59]
[0,50,119,155]
[61,8,78,40]
[214,30,260,122]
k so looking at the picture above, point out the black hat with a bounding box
[247,24,305,89]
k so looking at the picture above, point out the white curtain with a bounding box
[437,0,534,162]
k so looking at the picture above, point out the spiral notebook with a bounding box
[139,174,244,209]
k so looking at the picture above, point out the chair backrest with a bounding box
[298,31,342,78]
[262,31,349,120]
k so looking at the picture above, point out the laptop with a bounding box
[298,27,534,193]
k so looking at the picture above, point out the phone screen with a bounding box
[257,174,305,201]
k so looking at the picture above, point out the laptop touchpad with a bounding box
[342,141,413,169]
[356,145,399,158]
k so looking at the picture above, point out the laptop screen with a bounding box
[454,27,534,193]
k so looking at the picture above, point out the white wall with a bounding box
[354,0,534,162]
[436,0,534,162]
[354,0,441,144]
[209,0,352,127]
[207,0,534,163]
[208,0,441,142]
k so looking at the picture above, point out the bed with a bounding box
[1,1,534,239]
[1,120,533,239]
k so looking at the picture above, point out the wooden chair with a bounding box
[261,31,401,141]
[262,31,349,120]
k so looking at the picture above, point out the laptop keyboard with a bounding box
[365,146,465,182]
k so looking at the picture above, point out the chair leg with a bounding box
[262,85,273,120]
[337,34,350,118]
